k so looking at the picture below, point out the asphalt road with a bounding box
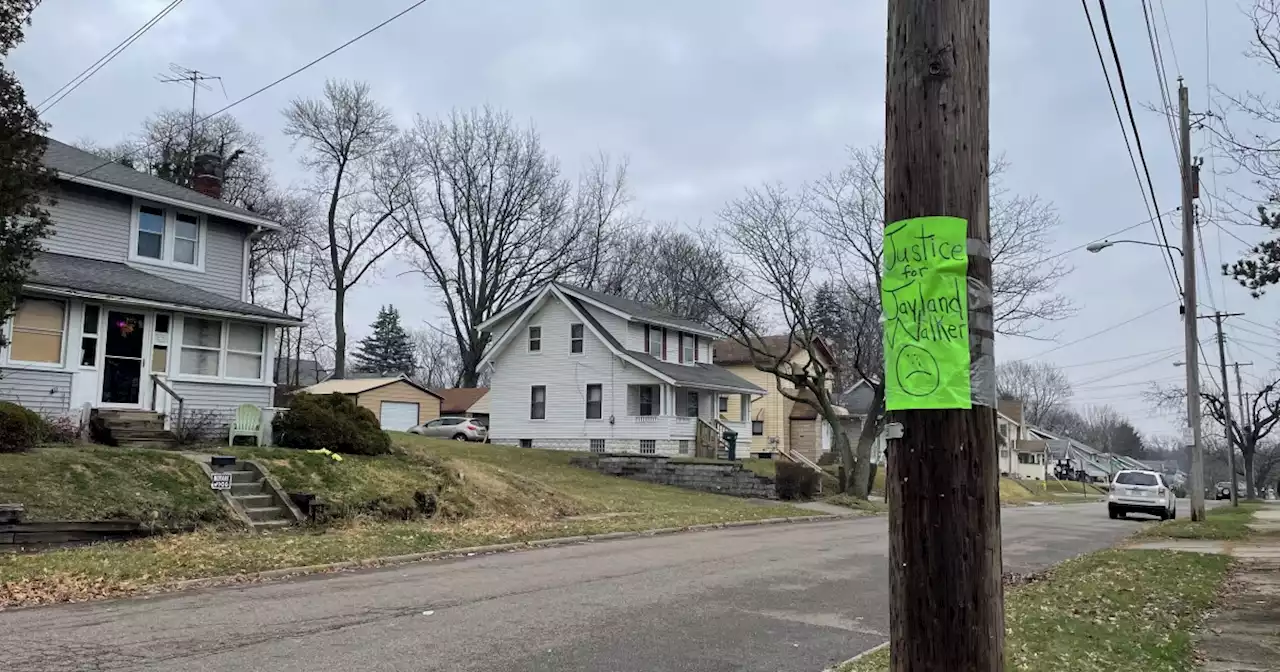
[2,502,1165,672]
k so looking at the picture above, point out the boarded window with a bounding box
[9,299,65,364]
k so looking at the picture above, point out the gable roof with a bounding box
[436,387,489,414]
[298,374,443,398]
[553,283,719,336]
[26,252,298,323]
[43,138,281,230]
[712,335,838,371]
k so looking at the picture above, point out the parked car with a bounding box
[1108,469,1176,520]
[410,417,488,442]
[1215,482,1233,500]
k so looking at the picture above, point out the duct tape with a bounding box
[966,243,996,408]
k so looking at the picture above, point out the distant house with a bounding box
[1031,426,1111,483]
[997,400,1048,480]
[1140,459,1188,488]
[436,387,490,422]
[296,374,442,431]
[836,378,887,466]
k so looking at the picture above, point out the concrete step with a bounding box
[217,470,258,484]
[252,519,294,530]
[97,411,164,423]
[111,429,174,439]
[232,494,274,508]
[244,506,288,522]
[229,481,266,496]
[118,440,178,450]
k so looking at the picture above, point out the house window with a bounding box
[590,438,605,453]
[520,439,533,448]
[683,334,694,363]
[173,213,200,265]
[179,317,222,376]
[647,326,661,357]
[752,420,764,436]
[133,204,203,267]
[151,314,170,373]
[9,298,65,364]
[570,323,584,354]
[226,323,265,379]
[531,385,546,419]
[80,304,100,367]
[685,391,699,418]
[136,205,165,259]
[678,440,690,455]
[1018,453,1037,465]
[718,395,728,413]
[585,384,602,419]
[638,385,656,416]
[528,326,541,352]
[639,439,656,455]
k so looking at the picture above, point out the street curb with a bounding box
[152,513,839,594]
[825,641,888,671]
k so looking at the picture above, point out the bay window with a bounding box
[8,298,65,364]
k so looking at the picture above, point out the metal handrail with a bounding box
[150,373,185,434]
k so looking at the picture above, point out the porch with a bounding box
[624,384,755,458]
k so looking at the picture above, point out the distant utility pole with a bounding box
[884,1,1003,671]
[1232,361,1253,498]
[1205,311,1245,506]
[158,63,223,172]
[1179,80,1207,522]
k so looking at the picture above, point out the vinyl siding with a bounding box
[722,364,789,452]
[168,380,272,435]
[489,296,668,445]
[0,367,73,415]
[356,382,441,426]
[40,183,247,300]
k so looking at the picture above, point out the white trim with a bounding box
[475,292,540,331]
[527,324,543,354]
[476,286,554,369]
[3,296,70,369]
[23,284,302,326]
[56,171,283,230]
[165,377,276,388]
[127,199,207,272]
[568,322,584,356]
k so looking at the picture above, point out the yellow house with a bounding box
[712,335,841,461]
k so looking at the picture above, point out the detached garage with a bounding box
[296,375,442,431]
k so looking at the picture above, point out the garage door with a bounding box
[379,401,419,431]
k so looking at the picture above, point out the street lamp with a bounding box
[1086,239,1185,256]
[1087,238,1205,520]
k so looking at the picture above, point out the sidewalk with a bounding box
[1131,505,1280,671]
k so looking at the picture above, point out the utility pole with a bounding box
[1205,311,1245,506]
[1233,361,1254,498]
[884,1,1002,670]
[1179,80,1207,522]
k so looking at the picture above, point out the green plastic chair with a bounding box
[228,404,263,446]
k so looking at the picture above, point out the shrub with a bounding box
[39,413,80,444]
[0,402,44,453]
[775,460,822,500]
[275,393,391,456]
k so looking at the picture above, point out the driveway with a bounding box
[2,502,1156,672]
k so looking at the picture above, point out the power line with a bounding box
[1016,299,1177,362]
[1208,217,1256,249]
[1238,316,1277,332]
[1073,350,1180,387]
[68,0,431,181]
[1055,346,1181,369]
[1141,0,1180,170]
[1082,0,1182,299]
[36,0,185,113]
[1156,0,1183,74]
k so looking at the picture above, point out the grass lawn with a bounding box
[823,493,889,514]
[840,549,1232,671]
[1135,502,1262,541]
[0,445,230,527]
[0,436,806,609]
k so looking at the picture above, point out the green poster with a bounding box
[881,216,972,410]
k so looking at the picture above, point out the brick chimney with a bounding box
[192,153,223,200]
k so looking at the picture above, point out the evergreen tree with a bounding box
[810,281,853,387]
[0,2,54,351]
[351,305,417,376]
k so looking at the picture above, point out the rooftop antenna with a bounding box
[157,63,225,178]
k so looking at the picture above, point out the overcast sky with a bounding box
[13,0,1280,438]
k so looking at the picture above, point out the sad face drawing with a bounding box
[895,344,940,397]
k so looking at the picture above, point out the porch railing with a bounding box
[150,374,185,435]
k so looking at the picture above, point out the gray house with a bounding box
[0,139,300,436]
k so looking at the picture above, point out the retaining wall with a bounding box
[570,454,777,499]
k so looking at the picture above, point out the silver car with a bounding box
[1108,469,1176,520]
[410,416,488,442]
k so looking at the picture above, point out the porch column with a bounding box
[739,394,750,423]
[662,384,674,415]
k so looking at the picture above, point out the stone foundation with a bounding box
[569,454,777,499]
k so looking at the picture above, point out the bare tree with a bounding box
[262,195,324,386]
[996,360,1073,426]
[282,80,405,379]
[1148,379,1280,498]
[392,107,582,387]
[705,183,869,496]
[566,153,637,290]
[410,326,463,389]
[586,226,736,324]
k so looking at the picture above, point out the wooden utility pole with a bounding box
[884,1,1003,670]
[1205,311,1244,506]
[1179,81,1207,522]
[1232,361,1253,498]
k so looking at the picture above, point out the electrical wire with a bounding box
[1142,0,1181,170]
[1055,346,1182,369]
[1083,0,1183,299]
[1238,316,1277,333]
[1014,300,1177,362]
[36,0,185,113]
[68,0,431,181]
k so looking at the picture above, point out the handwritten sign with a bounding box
[210,472,232,491]
[881,216,972,410]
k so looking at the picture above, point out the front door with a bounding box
[101,310,146,406]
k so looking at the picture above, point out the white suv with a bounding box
[1108,469,1176,520]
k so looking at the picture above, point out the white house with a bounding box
[477,283,765,456]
